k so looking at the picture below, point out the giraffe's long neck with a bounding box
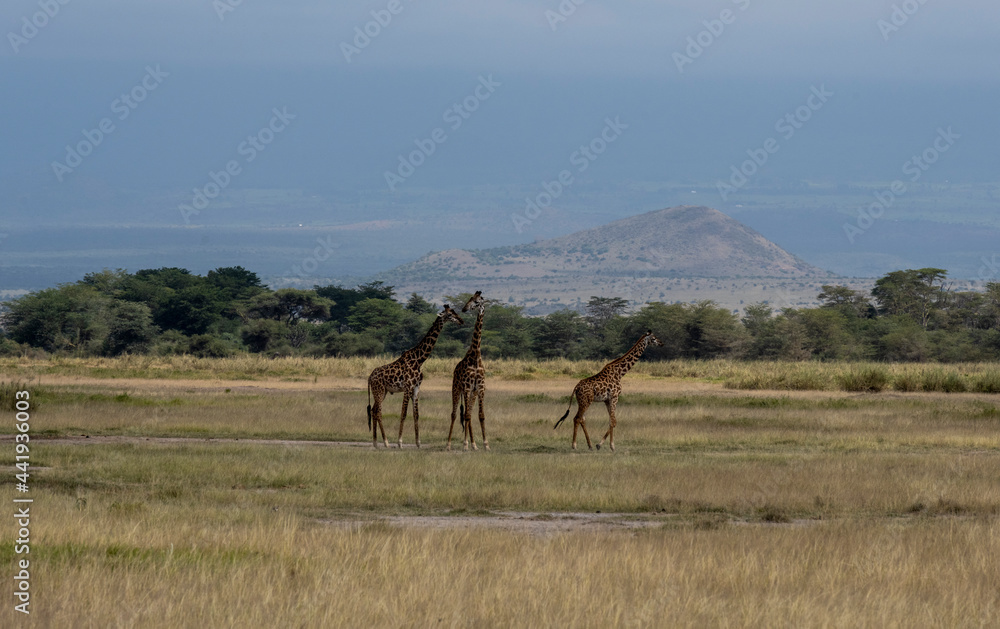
[404,315,446,366]
[607,336,650,376]
[465,305,485,358]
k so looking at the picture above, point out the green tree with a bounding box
[405,293,436,315]
[874,316,929,361]
[102,301,157,356]
[872,268,948,328]
[625,302,688,359]
[533,310,588,359]
[741,302,774,337]
[316,281,395,325]
[347,298,407,340]
[2,285,108,353]
[817,285,872,319]
[274,289,332,325]
[980,283,1000,329]
[482,304,534,359]
[80,268,131,298]
[585,296,629,329]
[207,266,267,301]
[241,319,287,353]
[155,284,225,335]
[247,289,332,325]
[583,296,629,359]
[684,301,746,359]
[741,304,805,360]
[791,308,857,360]
[323,331,384,357]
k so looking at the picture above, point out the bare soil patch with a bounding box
[326,511,676,536]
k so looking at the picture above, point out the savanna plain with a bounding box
[2,356,999,628]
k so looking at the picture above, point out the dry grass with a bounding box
[3,492,998,628]
[5,355,1000,394]
[1,358,999,626]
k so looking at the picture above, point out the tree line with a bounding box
[1,266,999,362]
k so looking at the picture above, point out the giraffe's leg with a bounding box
[372,392,388,448]
[579,414,593,450]
[412,386,421,448]
[447,386,461,451]
[371,394,380,448]
[572,398,593,450]
[609,397,618,452]
[478,388,488,451]
[463,391,477,451]
[597,398,617,451]
[396,392,410,448]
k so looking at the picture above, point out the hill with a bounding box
[378,206,838,313]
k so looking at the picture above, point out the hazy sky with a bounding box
[3,0,998,78]
[2,1,999,285]
[3,0,999,218]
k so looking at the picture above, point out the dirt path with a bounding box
[17,373,837,399]
[2,434,391,448]
[324,512,678,536]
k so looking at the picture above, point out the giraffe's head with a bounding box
[440,305,465,326]
[461,291,485,313]
[644,330,664,347]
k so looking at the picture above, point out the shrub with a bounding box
[188,334,234,358]
[0,380,28,411]
[837,366,889,392]
[892,371,921,392]
[972,371,1000,394]
[940,372,968,393]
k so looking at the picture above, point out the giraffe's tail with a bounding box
[366,381,372,431]
[554,393,574,429]
[460,401,466,428]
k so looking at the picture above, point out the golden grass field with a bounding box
[1,356,999,627]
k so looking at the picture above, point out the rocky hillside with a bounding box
[385,206,828,281]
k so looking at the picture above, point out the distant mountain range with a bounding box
[379,206,838,313]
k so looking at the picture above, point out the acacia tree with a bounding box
[246,289,333,325]
[102,301,157,356]
[585,296,629,329]
[871,268,948,329]
[818,285,872,319]
[2,285,108,353]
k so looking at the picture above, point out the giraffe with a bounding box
[366,305,464,449]
[553,330,663,451]
[447,291,489,451]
